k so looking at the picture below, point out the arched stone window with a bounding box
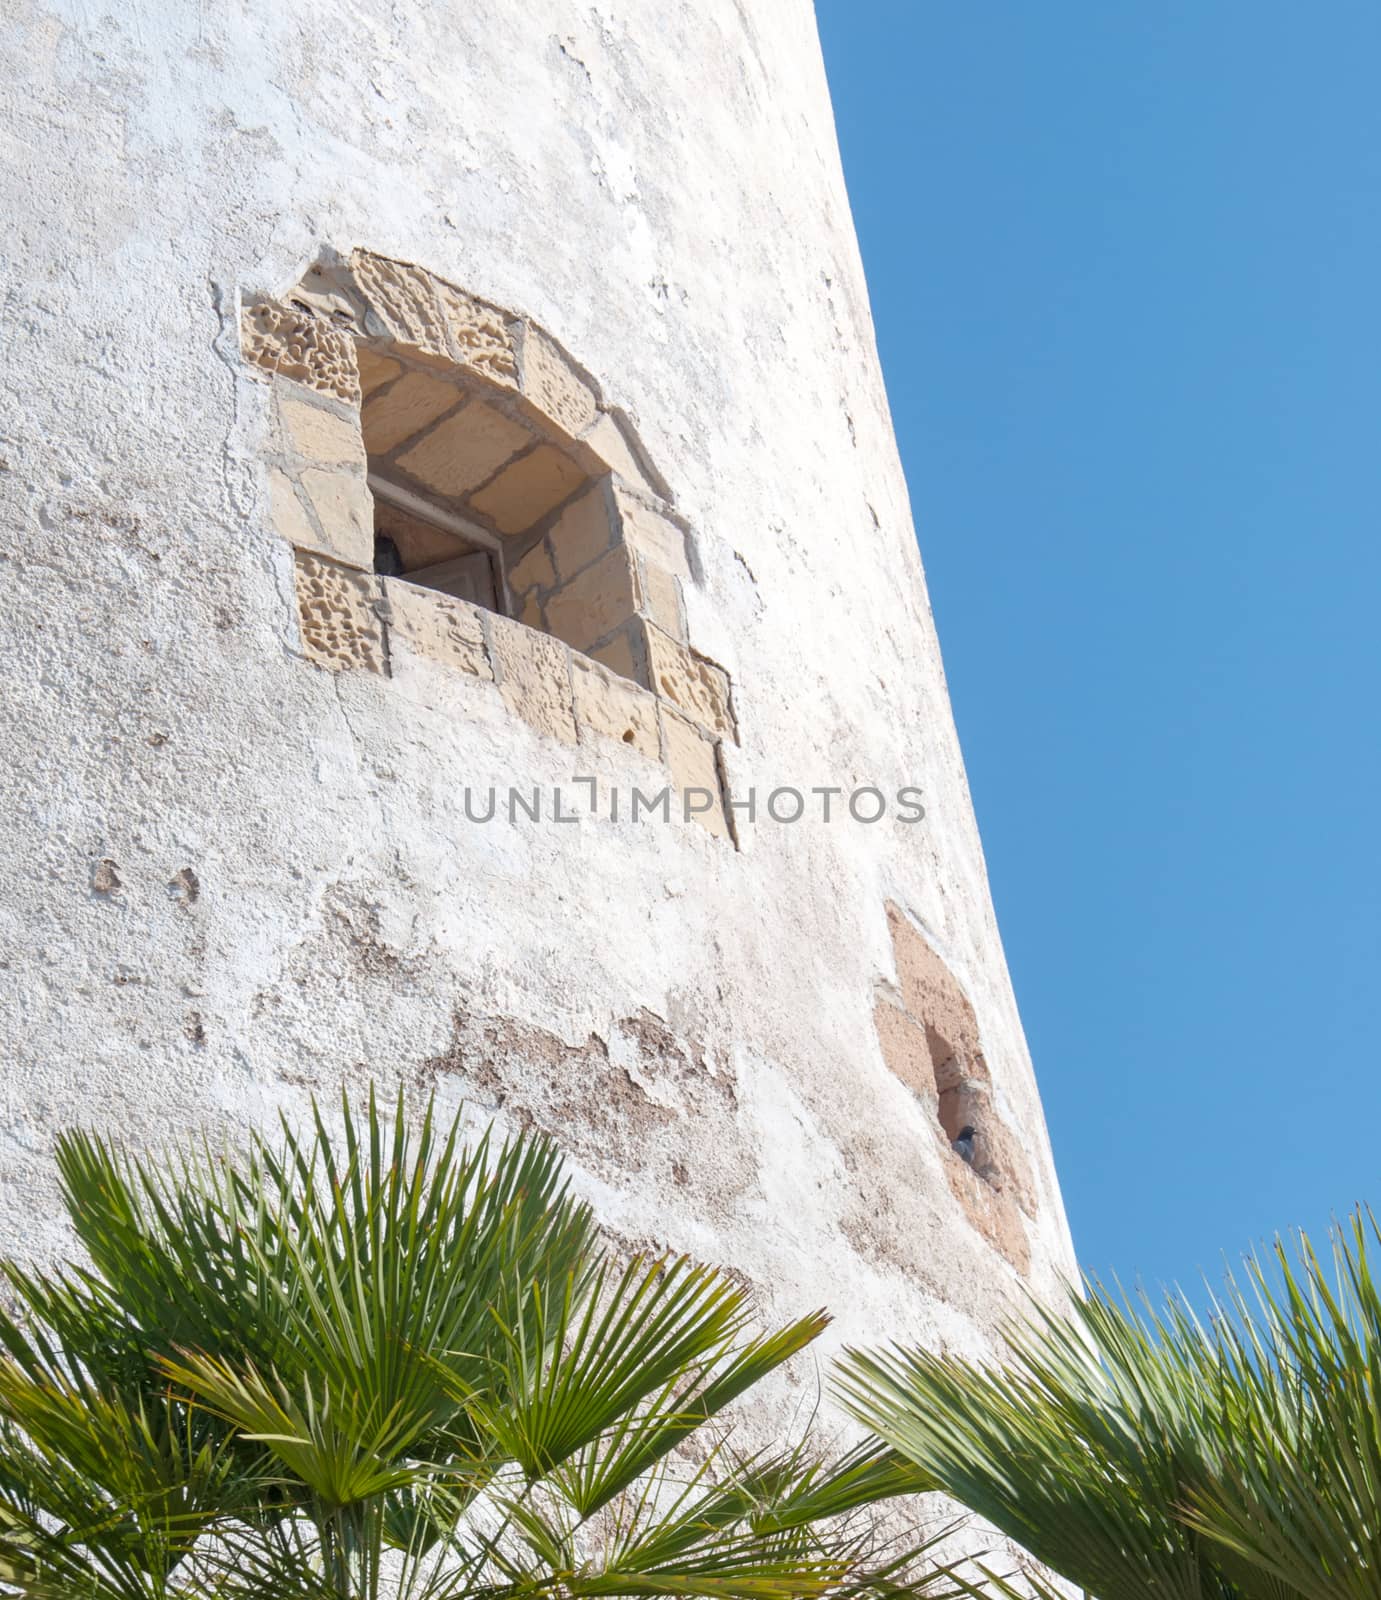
[241,249,736,836]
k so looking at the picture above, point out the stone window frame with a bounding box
[240,248,736,839]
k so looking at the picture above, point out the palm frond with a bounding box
[0,1089,955,1600]
[838,1216,1381,1600]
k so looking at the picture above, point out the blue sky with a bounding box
[816,2,1381,1291]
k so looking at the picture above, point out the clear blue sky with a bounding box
[816,2,1381,1292]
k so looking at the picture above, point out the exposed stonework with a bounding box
[660,707,731,841]
[638,558,686,642]
[646,630,736,741]
[267,383,373,567]
[509,539,556,595]
[887,903,986,1069]
[590,629,641,685]
[435,283,520,388]
[381,578,492,680]
[571,652,661,760]
[276,391,364,466]
[268,468,321,553]
[362,370,462,454]
[351,251,456,368]
[574,410,662,496]
[287,537,731,831]
[291,260,370,326]
[517,324,599,437]
[420,1008,738,1181]
[251,251,739,839]
[468,443,586,534]
[486,610,579,746]
[550,485,617,579]
[296,468,372,568]
[874,904,1038,1272]
[356,345,403,396]
[544,544,640,655]
[241,299,360,403]
[293,552,386,674]
[394,401,532,498]
[613,488,691,581]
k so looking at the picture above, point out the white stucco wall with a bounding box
[0,0,1075,1391]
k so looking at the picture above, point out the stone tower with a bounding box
[0,0,1075,1372]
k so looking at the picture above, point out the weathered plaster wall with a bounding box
[0,0,1076,1410]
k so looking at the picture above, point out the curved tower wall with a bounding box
[0,0,1076,1368]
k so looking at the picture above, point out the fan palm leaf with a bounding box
[838,1210,1381,1600]
[0,1089,958,1600]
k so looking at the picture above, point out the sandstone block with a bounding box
[550,484,615,579]
[874,903,1035,1271]
[382,578,491,680]
[660,707,729,839]
[350,250,459,369]
[590,626,644,686]
[544,545,640,655]
[510,539,556,594]
[268,469,319,552]
[242,299,359,404]
[574,409,658,494]
[645,629,735,740]
[363,369,463,454]
[570,653,661,760]
[947,1166,1031,1274]
[468,444,587,535]
[395,401,532,498]
[356,345,403,396]
[294,552,385,673]
[612,486,690,579]
[971,1110,1038,1218]
[298,466,374,569]
[518,324,599,437]
[638,559,684,641]
[435,280,519,386]
[292,262,368,327]
[277,390,366,468]
[487,612,578,744]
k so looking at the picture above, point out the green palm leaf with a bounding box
[0,1089,952,1600]
[839,1212,1381,1600]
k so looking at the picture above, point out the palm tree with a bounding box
[836,1212,1381,1600]
[0,1090,947,1600]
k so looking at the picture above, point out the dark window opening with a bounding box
[370,480,507,615]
